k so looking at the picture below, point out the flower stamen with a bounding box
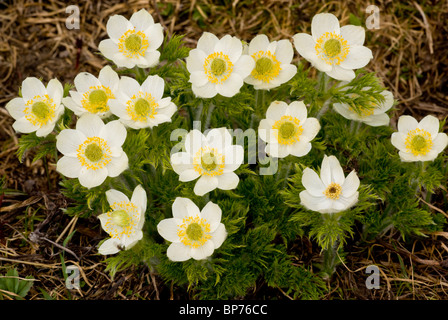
[272,115,303,145]
[315,32,349,65]
[405,128,433,156]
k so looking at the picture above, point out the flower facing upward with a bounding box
[292,13,373,81]
[391,115,448,162]
[157,197,227,261]
[300,155,360,214]
[62,65,119,118]
[244,34,297,90]
[6,77,64,137]
[258,101,320,158]
[108,75,177,129]
[186,32,255,98]
[98,185,147,255]
[56,113,128,189]
[98,9,163,69]
[333,89,394,126]
[170,128,244,196]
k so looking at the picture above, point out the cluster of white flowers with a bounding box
[5,10,447,261]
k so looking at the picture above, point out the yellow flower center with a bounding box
[24,94,56,127]
[315,32,349,65]
[193,147,225,177]
[118,29,149,58]
[126,92,158,122]
[204,52,234,84]
[77,136,112,170]
[324,183,342,200]
[272,115,303,145]
[81,86,114,114]
[405,128,433,156]
[177,216,211,248]
[251,51,281,83]
[104,201,140,239]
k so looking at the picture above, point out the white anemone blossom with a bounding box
[333,89,394,126]
[300,155,360,214]
[98,185,147,255]
[6,77,64,137]
[98,9,163,69]
[56,113,128,189]
[391,115,448,162]
[157,197,227,261]
[186,32,255,98]
[258,100,320,158]
[108,75,177,129]
[62,65,119,118]
[293,13,373,81]
[244,34,297,90]
[170,128,244,196]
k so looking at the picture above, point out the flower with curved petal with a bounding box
[244,34,297,90]
[97,185,147,255]
[186,32,255,98]
[391,115,448,162]
[98,9,163,69]
[299,155,360,214]
[258,100,320,158]
[157,197,227,261]
[56,113,128,189]
[170,128,244,196]
[109,75,177,129]
[333,89,394,126]
[292,13,373,81]
[62,65,119,118]
[6,77,64,137]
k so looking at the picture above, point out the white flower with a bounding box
[157,197,227,261]
[300,155,360,214]
[292,13,373,81]
[244,34,297,90]
[56,113,128,189]
[98,185,147,255]
[258,100,320,158]
[6,77,64,137]
[98,9,163,69]
[186,32,255,98]
[333,89,394,126]
[108,75,177,129]
[391,115,448,162]
[170,128,244,196]
[62,65,119,118]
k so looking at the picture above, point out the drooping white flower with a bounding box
[6,77,64,137]
[258,100,320,158]
[98,185,147,255]
[170,128,244,196]
[244,34,297,90]
[300,155,360,214]
[56,113,128,189]
[62,65,119,118]
[186,32,255,98]
[108,75,177,129]
[157,197,227,261]
[292,13,373,81]
[391,115,448,162]
[333,89,394,126]
[98,9,163,69]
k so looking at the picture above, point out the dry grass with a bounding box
[0,0,447,300]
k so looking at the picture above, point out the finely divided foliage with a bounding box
[6,9,448,299]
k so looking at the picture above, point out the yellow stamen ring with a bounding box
[315,32,349,65]
[177,216,212,249]
[76,136,112,170]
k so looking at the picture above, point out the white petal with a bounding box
[341,170,360,198]
[292,33,323,67]
[189,71,209,87]
[192,82,217,99]
[190,240,215,260]
[46,79,63,105]
[109,99,131,120]
[141,75,165,101]
[289,140,312,157]
[340,25,365,46]
[210,223,227,249]
[266,101,288,120]
[186,48,207,73]
[215,35,242,63]
[98,66,119,92]
[98,39,120,62]
[201,201,222,232]
[157,218,182,243]
[106,152,129,177]
[418,115,440,137]
[5,98,26,119]
[286,101,307,123]
[268,64,297,87]
[62,96,84,115]
[12,117,40,134]
[194,175,219,196]
[432,133,448,153]
[197,32,220,56]
[301,167,326,197]
[74,72,101,94]
[106,14,133,42]
[56,129,86,156]
[217,172,239,190]
[56,156,82,178]
[233,54,256,79]
[325,65,356,82]
[131,184,147,214]
[398,150,418,162]
[185,129,206,155]
[98,238,120,255]
[311,13,340,41]
[339,46,373,70]
[301,117,321,141]
[320,155,345,185]
[299,190,332,213]
[274,39,294,64]
[332,193,359,213]
[145,23,164,51]
[391,132,406,151]
[130,9,154,32]
[179,169,201,182]
[118,76,140,99]
[36,122,57,137]
[101,120,127,148]
[397,115,418,134]
[258,119,276,143]
[78,167,108,189]
[172,197,201,220]
[167,243,191,261]
[216,74,244,98]
[265,142,289,158]
[170,152,194,175]
[206,128,233,153]
[76,113,104,137]
[333,102,355,121]
[106,189,130,206]
[248,34,270,55]
[21,77,47,102]
[223,145,244,172]
[363,113,390,127]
